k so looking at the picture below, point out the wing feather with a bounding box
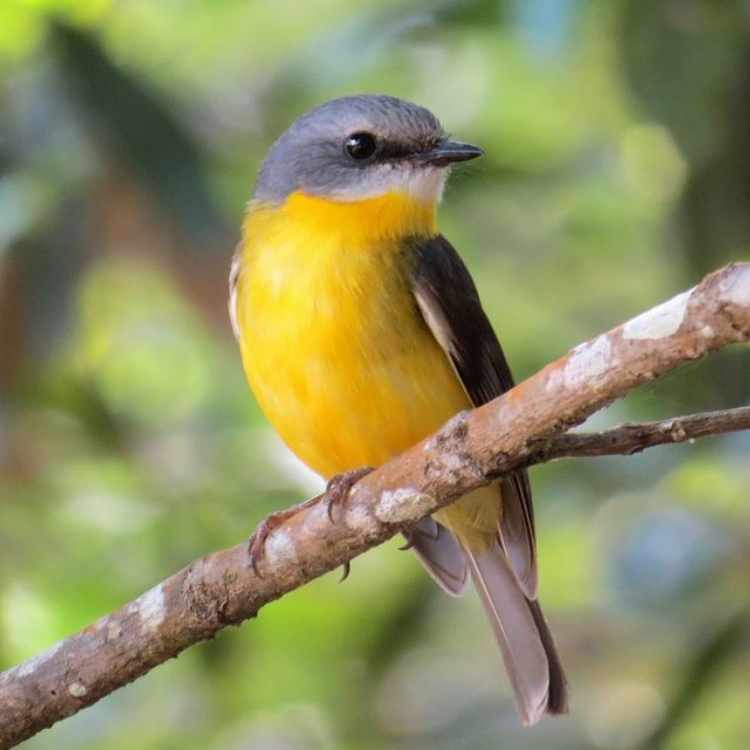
[409,235,538,599]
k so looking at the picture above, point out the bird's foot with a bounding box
[247,467,372,580]
[247,503,310,578]
[325,466,374,523]
[324,466,373,583]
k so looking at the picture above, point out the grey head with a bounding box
[254,94,483,204]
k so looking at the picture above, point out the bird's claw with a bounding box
[339,561,351,582]
[325,466,374,523]
[323,466,373,583]
[247,506,300,578]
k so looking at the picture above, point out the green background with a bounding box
[1,1,749,748]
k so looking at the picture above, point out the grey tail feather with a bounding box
[498,475,538,599]
[465,542,568,725]
[408,518,468,597]
[527,598,569,715]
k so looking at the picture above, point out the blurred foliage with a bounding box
[1,1,749,748]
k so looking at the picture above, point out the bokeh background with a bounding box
[1,1,749,748]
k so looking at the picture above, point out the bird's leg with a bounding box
[325,466,374,523]
[324,466,373,583]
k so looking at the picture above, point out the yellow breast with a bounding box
[234,191,471,480]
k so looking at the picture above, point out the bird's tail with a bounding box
[464,541,568,725]
[407,517,468,597]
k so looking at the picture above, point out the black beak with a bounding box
[416,139,484,167]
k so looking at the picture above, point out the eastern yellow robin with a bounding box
[230,95,568,725]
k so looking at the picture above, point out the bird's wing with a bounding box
[409,234,538,600]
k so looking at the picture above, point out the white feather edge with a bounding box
[228,251,242,341]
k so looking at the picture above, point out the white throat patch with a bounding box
[327,163,448,204]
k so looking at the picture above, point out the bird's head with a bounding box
[254,94,483,207]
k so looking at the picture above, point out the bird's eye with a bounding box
[344,132,377,160]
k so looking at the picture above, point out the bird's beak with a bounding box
[416,139,484,167]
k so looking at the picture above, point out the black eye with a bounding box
[344,132,377,160]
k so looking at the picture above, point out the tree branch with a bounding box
[527,406,750,462]
[1,262,749,749]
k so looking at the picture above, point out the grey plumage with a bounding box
[466,543,552,726]
[254,95,445,202]
[406,517,468,596]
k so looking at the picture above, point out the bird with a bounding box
[229,94,568,725]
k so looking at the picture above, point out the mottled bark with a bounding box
[528,406,750,461]
[1,262,749,749]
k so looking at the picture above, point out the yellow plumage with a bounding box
[235,190,499,548]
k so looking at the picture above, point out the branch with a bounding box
[528,406,750,462]
[1,262,749,749]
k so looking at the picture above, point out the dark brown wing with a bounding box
[409,234,538,599]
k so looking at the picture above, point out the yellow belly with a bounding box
[235,192,471,480]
